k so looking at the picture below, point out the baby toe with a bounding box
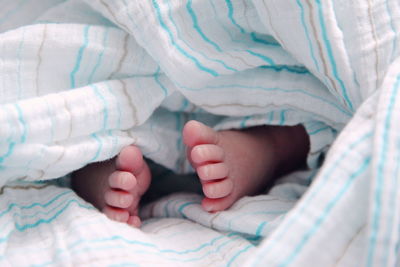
[202,178,233,199]
[191,144,224,165]
[102,206,130,223]
[116,145,145,175]
[109,171,137,191]
[127,215,142,227]
[202,195,235,212]
[104,189,134,209]
[197,163,229,181]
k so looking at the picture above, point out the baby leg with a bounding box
[71,145,151,227]
[183,120,309,212]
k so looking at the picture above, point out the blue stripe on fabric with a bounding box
[259,65,310,75]
[14,200,95,232]
[279,157,371,267]
[245,50,275,65]
[225,0,245,34]
[70,25,91,88]
[0,142,16,164]
[0,191,72,218]
[70,233,240,258]
[165,0,237,72]
[279,110,286,125]
[44,98,55,142]
[14,103,27,143]
[315,1,353,111]
[187,0,222,52]
[211,0,297,73]
[154,67,169,97]
[295,0,320,72]
[91,85,109,130]
[250,32,280,47]
[90,133,102,162]
[178,201,198,219]
[1,224,246,264]
[151,0,218,77]
[309,126,330,136]
[227,245,253,267]
[163,199,175,217]
[368,74,400,267]
[383,127,400,267]
[240,116,251,128]
[255,222,268,236]
[105,82,122,130]
[88,28,109,84]
[267,111,274,124]
[178,82,351,117]
[14,199,93,220]
[249,131,372,266]
[227,211,286,232]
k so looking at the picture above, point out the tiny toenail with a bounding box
[121,173,130,186]
[204,205,213,212]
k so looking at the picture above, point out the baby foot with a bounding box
[72,145,151,227]
[183,120,279,212]
[183,120,309,212]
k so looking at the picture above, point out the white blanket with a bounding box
[0,0,399,266]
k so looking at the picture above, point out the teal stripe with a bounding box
[0,191,71,219]
[14,199,93,220]
[154,67,168,97]
[308,126,330,135]
[91,85,109,130]
[14,103,27,143]
[250,131,372,266]
[227,245,253,267]
[44,98,55,141]
[178,82,351,117]
[240,116,251,128]
[250,32,280,47]
[151,0,218,76]
[0,143,16,164]
[259,65,310,75]
[187,0,222,52]
[105,82,122,129]
[178,201,198,219]
[88,28,109,84]
[70,25,91,88]
[14,200,95,231]
[245,50,275,65]
[279,110,286,125]
[383,130,400,267]
[225,0,245,34]
[267,111,274,124]
[295,0,320,72]
[279,157,371,267]
[368,74,400,267]
[315,1,353,111]
[255,222,267,236]
[90,133,103,162]
[165,0,237,72]
[52,233,241,262]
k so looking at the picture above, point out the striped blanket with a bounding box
[0,0,399,266]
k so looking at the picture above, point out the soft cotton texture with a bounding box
[0,0,399,266]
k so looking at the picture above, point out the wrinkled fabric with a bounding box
[0,0,399,266]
